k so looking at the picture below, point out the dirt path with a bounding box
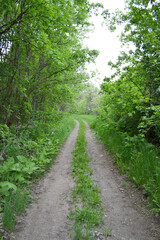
[12,121,79,240]
[10,120,160,240]
[85,121,160,240]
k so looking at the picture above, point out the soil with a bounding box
[7,120,160,240]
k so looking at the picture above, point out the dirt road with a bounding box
[12,120,159,240]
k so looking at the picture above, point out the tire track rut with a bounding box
[85,121,160,240]
[13,121,79,240]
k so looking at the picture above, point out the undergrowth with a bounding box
[88,118,160,214]
[70,120,104,239]
[2,189,29,231]
[0,115,75,232]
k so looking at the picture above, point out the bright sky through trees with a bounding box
[84,0,125,85]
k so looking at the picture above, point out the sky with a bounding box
[83,0,126,86]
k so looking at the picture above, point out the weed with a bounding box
[2,189,29,231]
[121,183,130,189]
[2,199,15,231]
[102,225,112,238]
[73,224,83,240]
[14,189,28,214]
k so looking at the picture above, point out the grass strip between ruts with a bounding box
[69,120,104,239]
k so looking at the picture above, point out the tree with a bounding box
[0,0,99,126]
[75,84,100,114]
[100,0,160,144]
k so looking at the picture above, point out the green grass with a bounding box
[73,114,97,126]
[2,189,29,231]
[54,115,76,146]
[70,120,104,239]
[89,118,160,213]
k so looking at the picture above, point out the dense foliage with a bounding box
[0,0,99,127]
[101,0,160,144]
[0,0,100,186]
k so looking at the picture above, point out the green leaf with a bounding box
[0,181,17,196]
